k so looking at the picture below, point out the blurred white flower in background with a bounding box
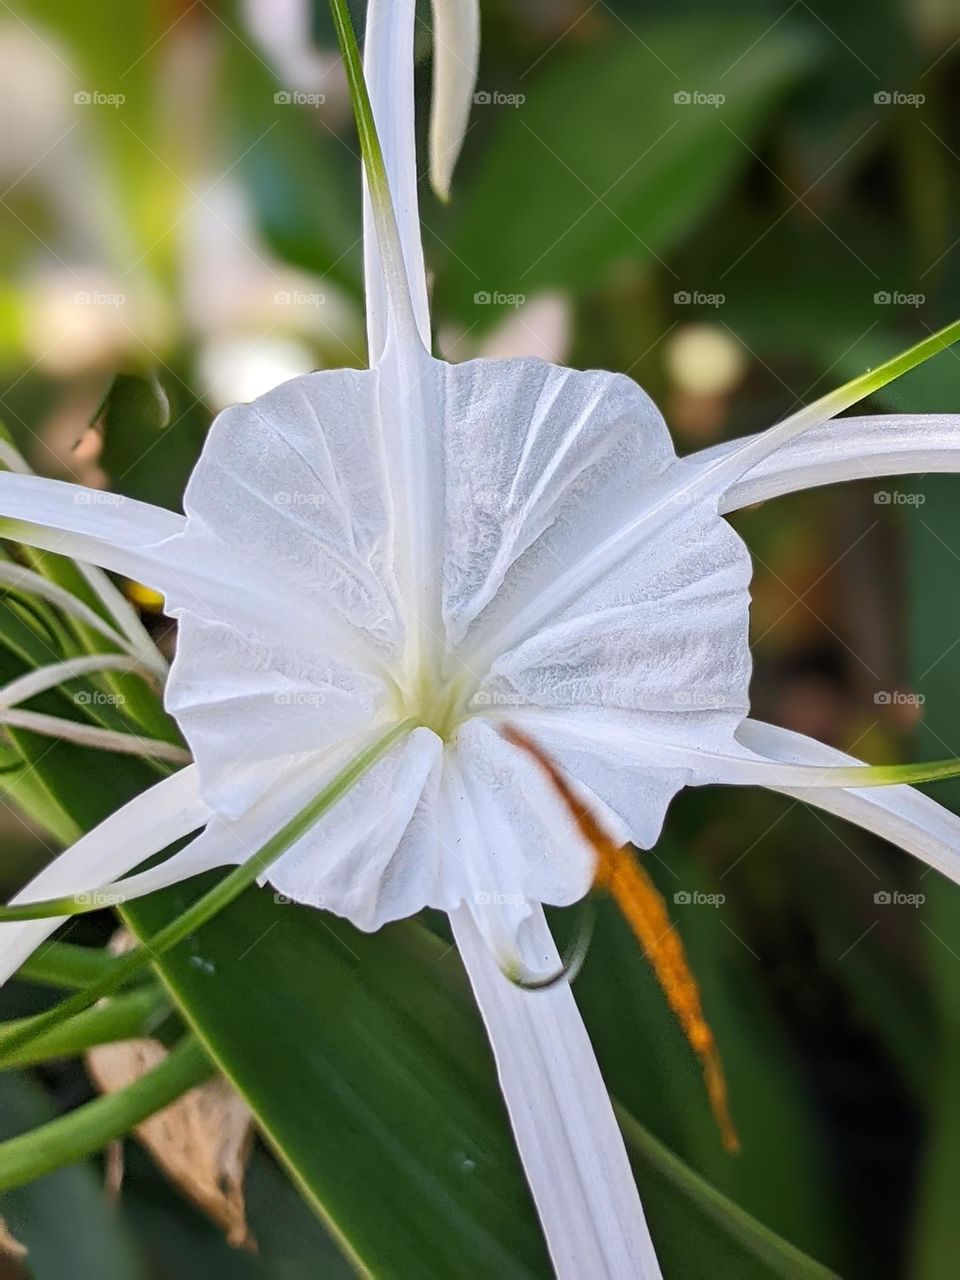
[180,179,361,408]
[438,290,573,364]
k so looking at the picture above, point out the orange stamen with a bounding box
[502,724,740,1154]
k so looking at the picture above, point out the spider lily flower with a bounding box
[2,1,960,1274]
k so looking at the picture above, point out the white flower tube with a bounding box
[362,0,431,358]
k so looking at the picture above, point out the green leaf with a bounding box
[221,22,361,291]
[120,877,839,1278]
[125,887,551,1278]
[0,1071,145,1279]
[618,1107,837,1279]
[97,371,206,509]
[440,17,819,321]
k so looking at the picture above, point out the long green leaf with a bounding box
[122,877,840,1278]
[442,17,819,319]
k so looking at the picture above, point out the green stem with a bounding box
[0,1034,212,1191]
[329,0,390,203]
[0,986,169,1070]
[0,720,415,1064]
[328,0,419,343]
[16,941,131,990]
[799,318,960,424]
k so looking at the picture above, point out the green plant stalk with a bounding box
[0,1034,212,1191]
[793,318,960,425]
[0,986,169,1069]
[15,941,126,990]
[328,0,420,345]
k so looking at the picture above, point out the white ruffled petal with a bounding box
[704,415,960,512]
[164,614,385,817]
[0,473,338,661]
[435,356,674,650]
[494,709,958,859]
[451,903,662,1279]
[0,766,210,983]
[181,369,405,654]
[262,727,443,928]
[480,496,751,725]
[181,729,445,931]
[736,719,960,886]
[451,719,594,926]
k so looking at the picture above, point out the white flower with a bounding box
[2,2,960,1275]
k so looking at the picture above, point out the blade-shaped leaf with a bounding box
[441,17,819,321]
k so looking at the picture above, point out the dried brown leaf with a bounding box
[86,931,256,1249]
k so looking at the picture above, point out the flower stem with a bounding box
[0,1034,212,1192]
[328,0,421,349]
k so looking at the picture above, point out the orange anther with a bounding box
[503,724,739,1154]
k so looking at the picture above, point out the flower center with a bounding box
[404,667,473,742]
